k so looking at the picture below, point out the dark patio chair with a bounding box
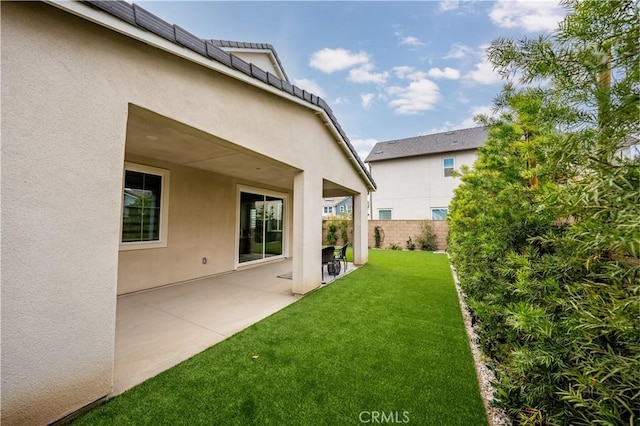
[322,246,336,281]
[334,242,350,273]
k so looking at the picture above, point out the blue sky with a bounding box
[138,0,566,161]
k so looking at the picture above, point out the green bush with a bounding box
[416,221,437,251]
[448,2,639,423]
[374,226,384,249]
[389,242,402,251]
[326,223,338,246]
[406,237,416,251]
[337,216,351,245]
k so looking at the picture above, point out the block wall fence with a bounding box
[322,220,448,251]
[368,220,448,251]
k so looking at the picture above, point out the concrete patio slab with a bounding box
[112,258,358,396]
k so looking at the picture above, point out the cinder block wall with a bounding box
[367,220,448,251]
[321,219,353,247]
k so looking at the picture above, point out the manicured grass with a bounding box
[74,250,487,425]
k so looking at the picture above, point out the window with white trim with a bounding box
[443,157,455,177]
[378,209,392,220]
[431,208,448,221]
[121,163,170,250]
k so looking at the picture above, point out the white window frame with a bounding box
[120,162,170,251]
[378,209,392,220]
[431,208,448,221]
[443,157,455,177]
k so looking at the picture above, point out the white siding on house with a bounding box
[369,150,477,220]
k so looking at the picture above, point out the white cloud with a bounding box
[348,63,389,84]
[334,96,348,105]
[427,67,461,80]
[309,48,370,73]
[392,66,427,81]
[489,0,565,32]
[460,104,497,127]
[292,78,325,97]
[361,93,375,109]
[400,36,426,47]
[426,104,497,133]
[444,43,473,59]
[464,60,503,85]
[351,138,379,162]
[438,0,459,12]
[392,66,414,79]
[387,79,440,115]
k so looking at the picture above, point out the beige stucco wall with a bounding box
[120,155,234,294]
[1,4,125,424]
[369,150,477,220]
[1,3,371,424]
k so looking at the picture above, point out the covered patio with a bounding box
[113,258,358,395]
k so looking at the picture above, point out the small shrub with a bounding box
[337,215,351,244]
[326,223,338,245]
[389,242,402,251]
[416,221,437,251]
[374,226,384,248]
[406,237,416,251]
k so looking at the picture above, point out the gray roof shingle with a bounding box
[81,0,374,187]
[365,126,488,163]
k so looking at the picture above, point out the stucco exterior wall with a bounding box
[369,150,477,220]
[1,4,125,424]
[1,2,371,425]
[120,155,237,294]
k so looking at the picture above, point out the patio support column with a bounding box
[352,192,369,265]
[292,171,323,295]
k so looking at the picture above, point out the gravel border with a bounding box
[449,262,512,426]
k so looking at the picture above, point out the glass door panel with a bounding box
[264,196,283,258]
[239,192,264,263]
[239,191,284,263]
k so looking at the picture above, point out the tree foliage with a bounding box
[448,1,639,424]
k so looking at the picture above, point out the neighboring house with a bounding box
[322,196,353,218]
[1,2,375,425]
[365,127,487,221]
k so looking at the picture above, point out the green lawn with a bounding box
[74,250,487,425]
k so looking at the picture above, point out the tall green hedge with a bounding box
[448,1,639,424]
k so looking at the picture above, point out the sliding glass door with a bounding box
[238,189,284,264]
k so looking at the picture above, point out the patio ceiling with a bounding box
[125,105,300,190]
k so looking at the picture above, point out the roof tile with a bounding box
[174,25,207,56]
[267,72,283,90]
[281,79,294,96]
[85,0,136,26]
[250,64,268,84]
[205,41,231,67]
[230,54,251,74]
[365,127,488,162]
[132,4,175,41]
